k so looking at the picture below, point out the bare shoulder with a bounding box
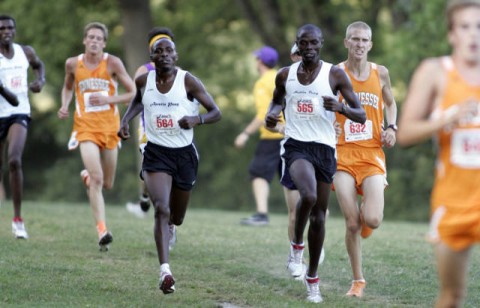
[182,71,205,94]
[330,64,347,77]
[20,44,35,57]
[106,54,126,68]
[184,70,199,83]
[65,56,78,72]
[376,64,390,78]
[276,66,291,81]
[413,57,446,87]
[329,64,349,83]
[135,72,148,87]
[278,66,291,74]
[417,57,443,74]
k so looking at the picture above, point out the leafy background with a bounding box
[0,0,450,221]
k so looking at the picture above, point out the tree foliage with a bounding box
[0,0,451,221]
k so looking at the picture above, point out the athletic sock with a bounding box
[97,221,107,237]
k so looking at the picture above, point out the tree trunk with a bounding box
[117,0,153,75]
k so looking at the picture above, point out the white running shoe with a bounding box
[12,220,28,239]
[304,275,323,303]
[126,202,147,218]
[168,224,177,251]
[159,264,175,294]
[319,247,325,265]
[287,243,306,279]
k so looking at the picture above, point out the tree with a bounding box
[0,0,451,221]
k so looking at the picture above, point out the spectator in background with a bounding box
[235,46,283,226]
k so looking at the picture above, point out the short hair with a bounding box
[345,21,372,40]
[0,15,15,27]
[83,22,108,41]
[446,0,480,30]
[297,24,322,39]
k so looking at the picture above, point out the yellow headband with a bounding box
[149,34,172,49]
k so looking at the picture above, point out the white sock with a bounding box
[160,263,170,273]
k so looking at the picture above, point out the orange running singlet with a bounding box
[335,62,387,192]
[336,62,383,148]
[428,56,480,250]
[73,53,119,134]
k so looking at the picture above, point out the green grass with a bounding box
[0,201,479,307]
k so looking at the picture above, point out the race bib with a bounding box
[450,128,480,168]
[292,96,321,120]
[344,119,373,142]
[4,74,24,91]
[151,113,180,136]
[84,91,110,113]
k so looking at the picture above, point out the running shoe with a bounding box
[126,202,147,218]
[12,220,28,239]
[360,207,373,239]
[98,231,113,252]
[168,224,177,251]
[346,279,366,297]
[159,264,175,294]
[287,242,306,279]
[139,194,151,212]
[304,275,323,303]
[240,213,269,226]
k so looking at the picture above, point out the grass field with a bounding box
[0,201,479,307]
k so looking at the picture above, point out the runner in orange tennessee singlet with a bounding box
[70,52,120,149]
[397,1,480,306]
[58,22,135,251]
[427,56,480,250]
[333,21,398,298]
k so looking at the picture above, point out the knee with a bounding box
[301,192,317,207]
[8,157,22,171]
[365,213,383,229]
[171,217,184,226]
[153,202,170,219]
[309,210,326,230]
[103,180,114,190]
[89,173,104,188]
[346,219,361,234]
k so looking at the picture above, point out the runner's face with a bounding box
[83,28,106,54]
[0,19,15,45]
[150,39,177,69]
[345,28,372,60]
[448,6,480,63]
[296,29,323,63]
